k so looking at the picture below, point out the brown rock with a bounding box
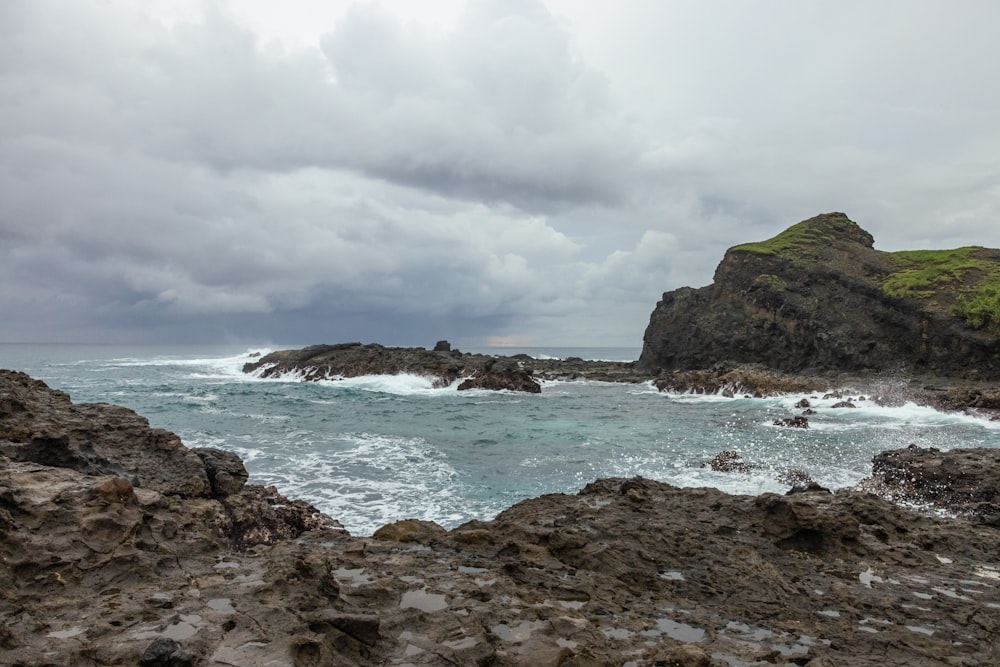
[372,518,447,543]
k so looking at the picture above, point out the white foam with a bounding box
[317,373,441,395]
[240,432,477,535]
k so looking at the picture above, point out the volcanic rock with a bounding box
[242,342,644,392]
[773,415,810,428]
[638,212,1000,378]
[3,369,1000,666]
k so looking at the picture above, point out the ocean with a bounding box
[3,343,999,535]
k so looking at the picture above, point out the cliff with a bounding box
[638,212,1000,378]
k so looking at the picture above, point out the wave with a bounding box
[224,432,486,535]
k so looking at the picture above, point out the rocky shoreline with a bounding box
[243,343,1000,423]
[3,368,1000,666]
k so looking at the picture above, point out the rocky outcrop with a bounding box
[456,358,541,393]
[3,369,1000,666]
[863,445,1000,524]
[242,342,646,391]
[638,212,1000,379]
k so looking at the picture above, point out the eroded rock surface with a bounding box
[2,369,999,666]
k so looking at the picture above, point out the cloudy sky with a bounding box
[3,0,999,347]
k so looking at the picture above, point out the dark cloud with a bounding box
[2,0,1000,346]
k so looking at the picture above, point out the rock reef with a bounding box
[3,369,1000,666]
[638,212,1000,379]
[242,342,644,392]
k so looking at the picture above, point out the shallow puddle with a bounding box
[641,617,705,642]
[399,589,448,613]
[207,598,235,614]
[47,627,84,639]
[492,620,544,642]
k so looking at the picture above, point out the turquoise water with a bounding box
[3,343,999,535]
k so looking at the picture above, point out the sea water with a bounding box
[3,343,999,535]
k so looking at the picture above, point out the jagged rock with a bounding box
[773,415,810,428]
[242,343,645,391]
[456,359,541,393]
[638,212,1000,378]
[795,398,811,408]
[433,340,452,352]
[0,370,211,497]
[831,400,857,408]
[193,447,248,497]
[4,371,1000,666]
[863,445,1000,520]
[703,450,751,473]
[654,364,821,396]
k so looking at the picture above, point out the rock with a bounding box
[0,370,211,497]
[242,343,648,390]
[795,398,811,408]
[831,400,857,408]
[654,363,822,396]
[433,340,452,352]
[773,415,810,428]
[703,450,751,473]
[222,484,345,549]
[457,359,542,393]
[193,447,248,497]
[652,643,711,667]
[139,638,197,667]
[637,212,1000,378]
[5,371,1000,666]
[777,469,818,488]
[862,445,1000,518]
[372,518,446,544]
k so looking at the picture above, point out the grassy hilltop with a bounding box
[733,217,1000,335]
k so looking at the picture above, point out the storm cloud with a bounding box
[2,0,999,345]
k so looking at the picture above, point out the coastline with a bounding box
[243,342,1000,420]
[2,368,1000,665]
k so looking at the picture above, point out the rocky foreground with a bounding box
[3,370,1000,666]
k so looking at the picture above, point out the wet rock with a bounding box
[795,398,811,408]
[654,364,821,397]
[864,445,1000,517]
[242,343,644,392]
[773,415,810,428]
[139,638,197,667]
[457,359,541,393]
[4,370,1000,667]
[703,450,751,473]
[831,400,857,408]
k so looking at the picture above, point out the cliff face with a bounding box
[638,212,1000,377]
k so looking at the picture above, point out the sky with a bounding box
[2,0,999,347]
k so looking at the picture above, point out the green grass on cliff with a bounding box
[882,248,987,299]
[731,219,837,257]
[882,247,1000,334]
